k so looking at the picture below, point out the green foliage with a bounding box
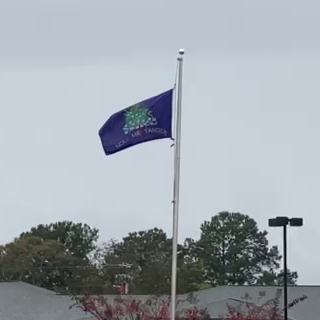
[102,228,203,294]
[19,221,99,259]
[257,268,298,286]
[104,228,176,294]
[0,212,299,294]
[188,211,284,285]
[0,236,89,291]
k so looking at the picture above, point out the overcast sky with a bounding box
[0,0,319,284]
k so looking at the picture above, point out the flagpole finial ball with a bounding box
[178,49,185,55]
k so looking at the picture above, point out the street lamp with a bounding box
[268,216,303,320]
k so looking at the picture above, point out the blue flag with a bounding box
[99,89,173,155]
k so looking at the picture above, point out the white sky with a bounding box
[0,0,319,284]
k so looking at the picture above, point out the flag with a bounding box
[99,89,173,155]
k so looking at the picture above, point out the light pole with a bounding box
[268,216,303,320]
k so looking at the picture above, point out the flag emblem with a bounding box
[99,89,173,155]
[123,103,157,134]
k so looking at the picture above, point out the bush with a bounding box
[225,289,307,320]
[72,294,210,320]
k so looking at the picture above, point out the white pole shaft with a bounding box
[170,49,184,320]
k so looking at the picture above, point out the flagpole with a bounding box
[170,48,184,320]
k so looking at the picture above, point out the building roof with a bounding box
[186,285,319,320]
[0,282,318,319]
[0,282,92,320]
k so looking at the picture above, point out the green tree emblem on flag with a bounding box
[123,103,157,134]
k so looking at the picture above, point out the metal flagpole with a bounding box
[170,48,184,320]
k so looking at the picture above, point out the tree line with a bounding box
[0,212,298,294]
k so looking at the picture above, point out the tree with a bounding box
[104,228,173,294]
[90,241,135,295]
[190,211,292,286]
[102,228,203,294]
[257,269,298,286]
[0,236,92,292]
[19,221,99,259]
[123,103,157,134]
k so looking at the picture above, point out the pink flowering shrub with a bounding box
[225,289,307,320]
[72,289,307,320]
[72,294,210,320]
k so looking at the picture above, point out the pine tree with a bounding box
[123,104,157,134]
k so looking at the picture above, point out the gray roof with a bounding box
[186,285,319,320]
[0,282,92,320]
[0,282,318,320]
